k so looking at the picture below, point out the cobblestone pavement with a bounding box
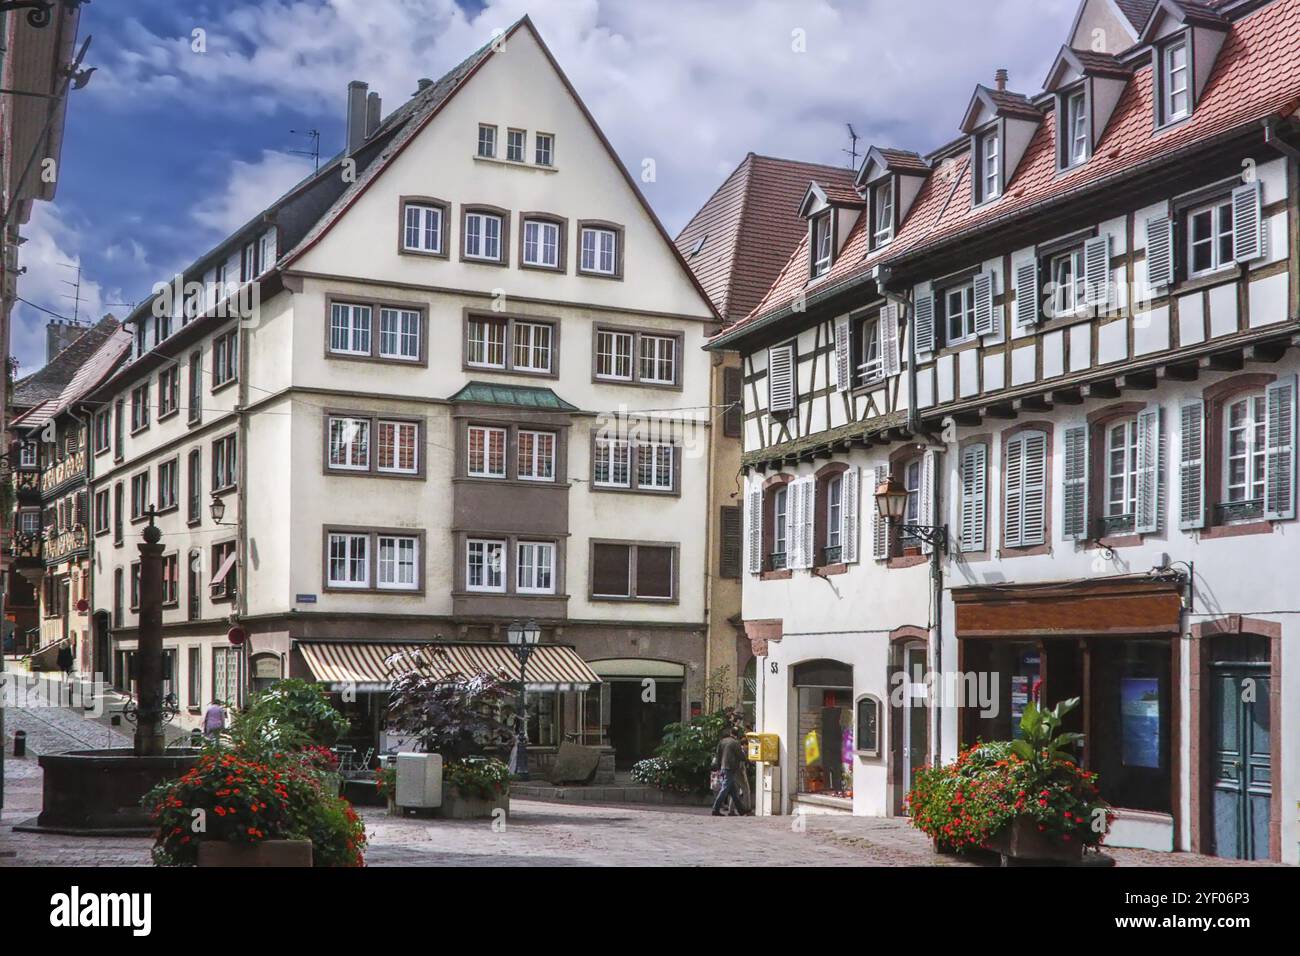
[0,692,1279,867]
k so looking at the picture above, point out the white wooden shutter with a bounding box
[913,294,935,355]
[833,317,852,392]
[960,443,987,553]
[881,304,901,377]
[1084,234,1112,308]
[1264,374,1296,521]
[1062,424,1090,541]
[802,478,816,567]
[1145,216,1174,289]
[1021,431,1048,546]
[1015,260,1039,327]
[973,271,996,337]
[1135,406,1164,535]
[871,464,890,559]
[787,477,806,570]
[768,344,796,413]
[1004,436,1024,548]
[1178,400,1206,530]
[841,465,860,564]
[1232,180,1264,263]
[919,449,938,555]
[746,486,763,573]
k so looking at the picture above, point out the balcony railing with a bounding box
[768,551,787,572]
[15,470,40,497]
[1215,498,1264,525]
[43,524,87,563]
[40,448,86,495]
[9,530,41,560]
[822,545,842,565]
[1099,513,1135,537]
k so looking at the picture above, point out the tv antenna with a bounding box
[59,263,85,325]
[843,123,861,170]
[289,128,321,171]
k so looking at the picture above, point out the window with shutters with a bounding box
[130,471,150,521]
[719,505,743,579]
[162,554,179,607]
[1221,391,1267,522]
[940,281,977,346]
[1187,197,1235,277]
[1003,427,1050,552]
[212,330,238,387]
[811,212,833,276]
[113,481,124,544]
[1103,418,1140,535]
[1062,87,1088,168]
[187,350,203,425]
[212,433,238,492]
[590,541,677,601]
[974,127,1001,203]
[130,383,150,433]
[157,457,180,512]
[187,450,202,525]
[767,342,797,413]
[811,464,852,569]
[1158,36,1191,126]
[854,313,883,384]
[772,486,789,570]
[93,489,110,535]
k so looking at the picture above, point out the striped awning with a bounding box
[297,641,601,692]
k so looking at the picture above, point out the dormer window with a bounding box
[871,180,894,249]
[811,213,833,276]
[1065,89,1088,166]
[1161,37,1191,124]
[975,128,1001,203]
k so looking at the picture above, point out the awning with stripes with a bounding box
[297,641,601,692]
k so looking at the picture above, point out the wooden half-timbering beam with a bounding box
[1198,349,1244,372]
[1049,386,1084,405]
[1117,371,1157,390]
[1082,379,1119,399]
[1157,362,1198,382]
[985,402,1017,420]
[1013,395,1053,413]
[1246,341,1287,364]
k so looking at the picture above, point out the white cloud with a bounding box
[191,149,315,236]
[86,0,1081,236]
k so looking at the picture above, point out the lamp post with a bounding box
[872,472,949,553]
[505,619,540,780]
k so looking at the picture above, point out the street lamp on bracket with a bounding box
[873,472,949,554]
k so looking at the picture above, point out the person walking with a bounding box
[711,728,749,816]
[203,698,227,741]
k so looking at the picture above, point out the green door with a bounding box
[1209,663,1271,860]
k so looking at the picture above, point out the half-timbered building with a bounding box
[709,0,1300,862]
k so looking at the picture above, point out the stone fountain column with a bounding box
[134,511,165,757]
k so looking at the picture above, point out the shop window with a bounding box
[791,658,854,798]
[855,695,881,758]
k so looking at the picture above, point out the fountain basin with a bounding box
[14,749,200,836]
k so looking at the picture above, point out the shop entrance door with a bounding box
[900,643,929,799]
[1209,639,1271,860]
[608,679,682,769]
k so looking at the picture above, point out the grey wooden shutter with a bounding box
[1021,431,1048,546]
[1232,180,1264,263]
[919,450,938,555]
[871,464,890,559]
[746,486,763,573]
[767,344,796,412]
[719,506,742,579]
[1179,400,1206,530]
[960,442,987,553]
[1015,261,1039,327]
[881,305,901,377]
[1135,406,1164,535]
[834,317,852,391]
[913,294,935,355]
[841,465,860,563]
[1062,424,1090,541]
[1004,436,1024,548]
[1264,374,1296,520]
[973,271,995,337]
[1145,216,1174,289]
[1084,234,1112,308]
[722,366,743,438]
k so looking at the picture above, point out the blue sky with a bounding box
[13,0,1081,374]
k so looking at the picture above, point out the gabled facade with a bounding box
[87,18,721,773]
[709,0,1300,862]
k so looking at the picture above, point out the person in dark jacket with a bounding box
[711,728,749,816]
[56,644,74,679]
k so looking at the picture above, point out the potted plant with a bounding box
[906,699,1112,865]
[385,658,517,819]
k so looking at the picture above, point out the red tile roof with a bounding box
[675,153,858,323]
[721,0,1300,342]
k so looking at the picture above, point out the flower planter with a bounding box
[438,784,509,820]
[984,817,1083,866]
[197,839,314,868]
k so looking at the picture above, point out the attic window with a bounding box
[811,213,833,277]
[871,180,893,249]
[1160,37,1191,124]
[689,234,707,257]
[976,128,1001,202]
[1064,89,1088,167]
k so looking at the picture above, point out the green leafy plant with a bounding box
[220,679,349,761]
[635,707,746,793]
[444,756,510,800]
[385,660,516,762]
[1008,697,1085,773]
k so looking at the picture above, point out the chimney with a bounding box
[365,91,381,138]
[994,69,1009,92]
[346,80,369,154]
[416,77,434,94]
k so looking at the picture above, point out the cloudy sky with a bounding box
[13,0,1082,374]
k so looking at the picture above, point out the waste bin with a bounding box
[13,730,26,757]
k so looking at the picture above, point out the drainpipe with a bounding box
[73,404,94,693]
[878,269,945,769]
[236,298,251,709]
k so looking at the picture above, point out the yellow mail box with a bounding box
[745,732,779,764]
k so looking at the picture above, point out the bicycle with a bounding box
[122,691,181,726]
